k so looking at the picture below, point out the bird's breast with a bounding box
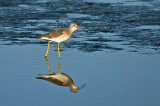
[51,33,71,43]
[54,74,70,82]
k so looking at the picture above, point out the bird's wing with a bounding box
[36,77,65,86]
[39,28,68,39]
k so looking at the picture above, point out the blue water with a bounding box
[0,0,160,106]
[0,45,160,106]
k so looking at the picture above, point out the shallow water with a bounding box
[0,0,160,54]
[0,45,160,106]
[0,0,160,106]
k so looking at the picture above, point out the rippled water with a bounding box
[0,0,160,106]
[0,0,160,54]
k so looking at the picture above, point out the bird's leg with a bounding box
[45,40,53,57]
[58,57,60,73]
[44,56,55,74]
[58,43,60,58]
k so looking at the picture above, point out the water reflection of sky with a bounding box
[0,0,160,105]
[0,45,160,106]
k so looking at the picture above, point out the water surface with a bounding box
[0,0,160,106]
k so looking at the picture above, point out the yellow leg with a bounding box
[44,57,55,74]
[45,40,53,57]
[58,43,60,58]
[58,56,60,73]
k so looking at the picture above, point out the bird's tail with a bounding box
[37,34,42,40]
[37,34,48,40]
[37,74,54,78]
[36,77,43,79]
[37,74,48,77]
[38,37,43,40]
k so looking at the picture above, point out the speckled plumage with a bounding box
[39,28,73,43]
[37,73,74,86]
[39,23,79,43]
[38,23,82,57]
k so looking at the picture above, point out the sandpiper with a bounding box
[39,23,83,58]
[36,57,86,93]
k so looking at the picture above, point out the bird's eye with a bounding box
[74,25,75,26]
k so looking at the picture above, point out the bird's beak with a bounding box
[76,26,84,32]
[78,84,86,90]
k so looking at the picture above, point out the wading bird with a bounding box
[36,57,86,93]
[39,23,83,58]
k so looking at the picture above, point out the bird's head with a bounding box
[70,84,86,93]
[70,87,79,93]
[70,23,84,32]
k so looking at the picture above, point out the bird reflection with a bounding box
[36,57,86,93]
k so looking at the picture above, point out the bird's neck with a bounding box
[69,27,76,34]
[70,83,78,89]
